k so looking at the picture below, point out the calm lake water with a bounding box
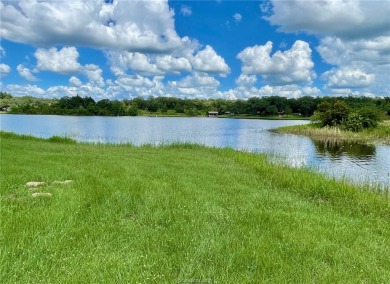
[1,114,389,188]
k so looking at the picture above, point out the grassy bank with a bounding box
[276,120,390,145]
[1,132,389,283]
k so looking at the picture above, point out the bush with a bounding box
[356,107,380,128]
[311,100,349,127]
[126,105,138,116]
[343,108,381,132]
[312,101,381,132]
[342,112,364,132]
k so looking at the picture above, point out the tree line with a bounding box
[1,92,389,120]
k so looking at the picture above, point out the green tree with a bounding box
[0,92,12,99]
[126,104,139,116]
[312,100,349,127]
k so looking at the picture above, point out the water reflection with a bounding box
[314,140,376,160]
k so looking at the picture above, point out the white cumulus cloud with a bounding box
[176,72,220,88]
[0,0,182,52]
[107,43,229,77]
[0,63,11,77]
[34,46,105,86]
[156,55,192,74]
[317,36,389,95]
[237,40,315,85]
[222,84,321,100]
[262,0,390,97]
[69,76,82,87]
[236,74,257,87]
[180,5,192,16]
[0,46,5,57]
[191,45,230,76]
[83,64,104,87]
[317,36,390,66]
[322,68,375,89]
[17,64,38,81]
[35,47,81,73]
[266,0,390,39]
[233,13,242,22]
[108,51,164,76]
[46,86,79,98]
[3,84,46,97]
[168,72,221,98]
[116,74,156,89]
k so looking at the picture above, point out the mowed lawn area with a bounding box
[1,132,389,283]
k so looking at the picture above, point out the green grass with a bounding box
[277,120,390,145]
[1,131,390,283]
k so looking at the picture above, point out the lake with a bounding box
[1,114,389,188]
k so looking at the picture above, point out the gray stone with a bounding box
[32,192,52,198]
[26,181,46,188]
[52,180,73,185]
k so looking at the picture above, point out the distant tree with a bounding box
[185,108,199,117]
[174,102,184,113]
[284,106,293,115]
[132,97,147,110]
[160,103,168,113]
[0,92,12,99]
[147,100,159,112]
[126,104,138,116]
[296,96,318,116]
[265,105,278,116]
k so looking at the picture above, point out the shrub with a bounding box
[312,101,381,132]
[311,100,349,127]
[342,112,364,132]
[356,107,380,128]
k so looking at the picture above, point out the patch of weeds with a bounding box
[47,136,77,144]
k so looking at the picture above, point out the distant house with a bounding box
[207,111,218,117]
[0,105,11,112]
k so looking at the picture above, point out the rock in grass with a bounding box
[31,192,52,198]
[26,181,46,188]
[52,180,73,185]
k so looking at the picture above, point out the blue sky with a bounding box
[0,0,389,100]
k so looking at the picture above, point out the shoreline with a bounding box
[1,130,388,189]
[0,112,310,120]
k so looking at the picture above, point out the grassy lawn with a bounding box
[1,132,389,283]
[277,120,390,145]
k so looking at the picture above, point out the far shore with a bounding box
[0,111,310,120]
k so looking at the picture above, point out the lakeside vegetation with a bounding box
[1,91,389,119]
[1,131,390,283]
[277,98,390,144]
[277,121,390,145]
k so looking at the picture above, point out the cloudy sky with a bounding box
[0,0,389,100]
